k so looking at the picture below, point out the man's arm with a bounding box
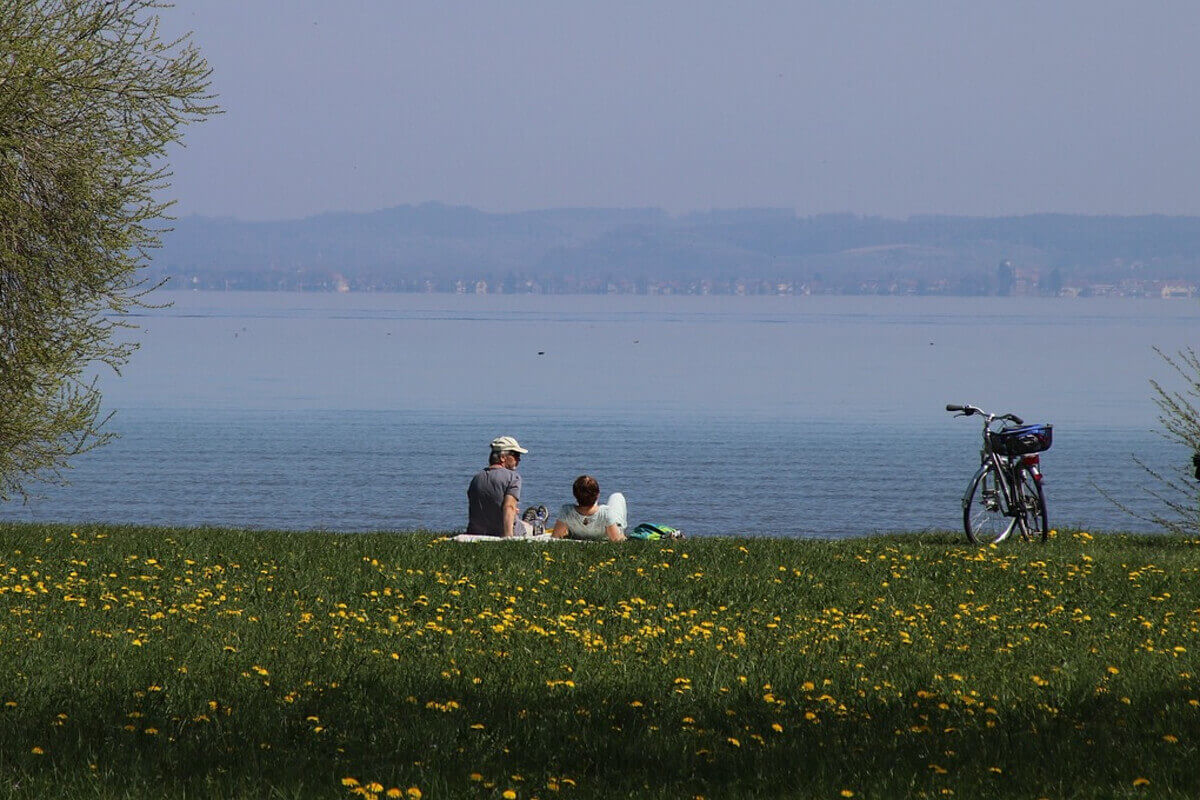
[502,493,519,538]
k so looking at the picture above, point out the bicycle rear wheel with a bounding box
[964,464,1017,544]
[1016,469,1049,542]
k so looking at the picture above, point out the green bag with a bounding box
[628,523,684,540]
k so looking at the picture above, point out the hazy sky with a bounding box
[162,1,1200,221]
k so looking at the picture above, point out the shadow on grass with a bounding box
[2,674,1196,799]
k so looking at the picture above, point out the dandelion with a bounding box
[1163,734,1178,743]
[771,723,784,732]
[386,790,402,799]
[342,778,360,787]
[502,791,517,800]
[406,789,422,800]
[30,746,44,755]
[367,783,384,793]
[841,792,855,798]
[469,773,483,782]
[727,737,740,747]
[1132,777,1150,787]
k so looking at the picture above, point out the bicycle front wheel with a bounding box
[964,464,1017,544]
[1016,469,1049,542]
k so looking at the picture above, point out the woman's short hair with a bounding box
[572,475,600,506]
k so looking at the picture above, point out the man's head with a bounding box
[489,436,528,468]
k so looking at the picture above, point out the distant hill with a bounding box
[149,204,1200,294]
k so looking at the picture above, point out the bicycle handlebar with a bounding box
[945,404,1024,425]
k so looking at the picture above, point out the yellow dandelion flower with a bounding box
[367,782,384,793]
[469,773,483,782]
[386,790,402,799]
[841,791,855,798]
[771,722,784,732]
[1163,734,1178,743]
[503,791,517,800]
[30,746,44,755]
[1107,666,1120,675]
[1132,777,1150,787]
[727,737,741,747]
[406,789,422,800]
[341,777,360,787]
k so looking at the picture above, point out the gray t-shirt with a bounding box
[466,466,522,536]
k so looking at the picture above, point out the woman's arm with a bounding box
[606,524,626,542]
[552,520,569,538]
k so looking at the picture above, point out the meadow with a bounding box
[0,523,1197,799]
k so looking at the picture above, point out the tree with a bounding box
[0,0,216,499]
[1106,347,1200,534]
[1138,347,1200,533]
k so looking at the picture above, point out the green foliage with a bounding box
[0,0,216,499]
[0,524,1197,798]
[1126,347,1200,535]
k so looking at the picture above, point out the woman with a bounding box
[552,475,627,542]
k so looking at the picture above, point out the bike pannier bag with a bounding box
[989,424,1053,457]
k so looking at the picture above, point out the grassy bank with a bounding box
[0,523,1197,799]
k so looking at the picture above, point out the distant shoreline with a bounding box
[147,282,1200,300]
[150,206,1200,297]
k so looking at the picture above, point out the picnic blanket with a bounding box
[449,533,584,543]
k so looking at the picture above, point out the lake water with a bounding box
[2,292,1196,537]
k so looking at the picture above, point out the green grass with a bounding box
[0,523,1197,799]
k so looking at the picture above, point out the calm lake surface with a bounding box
[3,292,1196,537]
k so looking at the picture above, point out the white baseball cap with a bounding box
[489,436,528,454]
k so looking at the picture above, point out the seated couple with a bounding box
[465,436,627,541]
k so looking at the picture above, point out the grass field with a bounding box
[0,523,1197,799]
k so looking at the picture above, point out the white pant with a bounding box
[606,492,628,531]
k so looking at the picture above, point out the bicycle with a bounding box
[946,404,1053,544]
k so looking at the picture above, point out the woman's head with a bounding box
[572,475,600,506]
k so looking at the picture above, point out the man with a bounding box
[466,436,530,537]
